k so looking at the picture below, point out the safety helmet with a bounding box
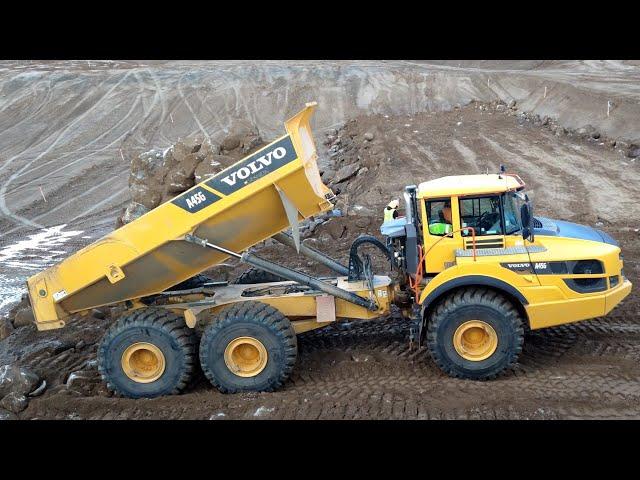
[387,199,400,210]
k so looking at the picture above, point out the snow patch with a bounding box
[0,225,83,313]
[0,274,26,311]
[253,406,275,417]
[0,224,83,270]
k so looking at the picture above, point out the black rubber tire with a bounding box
[426,288,524,380]
[165,273,214,291]
[199,301,297,393]
[97,308,198,398]
[233,268,286,285]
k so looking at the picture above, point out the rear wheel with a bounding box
[426,288,524,380]
[199,301,297,393]
[97,308,198,398]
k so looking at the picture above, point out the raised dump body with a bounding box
[27,103,334,330]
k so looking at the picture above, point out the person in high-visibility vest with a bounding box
[429,201,453,235]
[383,199,400,222]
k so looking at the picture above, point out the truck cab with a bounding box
[383,172,631,333]
[418,173,528,274]
[380,171,631,381]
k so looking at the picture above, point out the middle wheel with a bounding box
[199,301,297,393]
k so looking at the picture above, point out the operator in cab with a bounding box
[429,200,453,235]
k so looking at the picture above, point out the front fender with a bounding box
[419,264,529,311]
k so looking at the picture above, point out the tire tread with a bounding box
[97,308,197,397]
[426,287,524,380]
[199,301,297,393]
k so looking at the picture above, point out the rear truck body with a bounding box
[26,102,631,398]
[27,102,340,330]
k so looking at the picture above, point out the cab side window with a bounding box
[459,196,503,236]
[426,199,452,236]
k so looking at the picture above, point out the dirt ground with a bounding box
[12,225,640,419]
[1,61,639,419]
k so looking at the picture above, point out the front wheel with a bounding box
[426,288,524,380]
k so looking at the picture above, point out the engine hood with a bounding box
[533,216,619,246]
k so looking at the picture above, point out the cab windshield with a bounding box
[503,191,525,235]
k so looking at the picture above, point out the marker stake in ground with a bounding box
[39,186,47,203]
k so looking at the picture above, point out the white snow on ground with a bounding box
[0,224,83,312]
[253,406,275,417]
[0,224,83,270]
[0,274,26,311]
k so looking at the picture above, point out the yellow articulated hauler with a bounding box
[27,103,632,398]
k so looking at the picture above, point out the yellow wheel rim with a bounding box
[121,342,166,383]
[224,337,268,378]
[453,320,498,361]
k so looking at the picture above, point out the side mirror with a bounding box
[520,203,530,227]
[520,203,534,242]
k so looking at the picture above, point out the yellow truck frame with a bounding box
[26,102,632,398]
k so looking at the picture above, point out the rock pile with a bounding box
[117,121,266,227]
[321,119,383,210]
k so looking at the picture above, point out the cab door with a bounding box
[422,197,462,273]
[457,194,506,252]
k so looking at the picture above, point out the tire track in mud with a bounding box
[7,91,142,184]
[0,79,54,141]
[502,132,640,223]
[7,72,150,178]
[0,72,134,230]
[0,70,167,237]
[541,138,640,221]
[0,75,115,177]
[177,72,210,143]
[27,171,129,225]
[68,186,130,226]
[22,308,640,420]
[481,132,589,218]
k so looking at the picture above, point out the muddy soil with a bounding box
[15,226,640,419]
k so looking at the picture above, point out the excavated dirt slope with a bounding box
[1,61,639,419]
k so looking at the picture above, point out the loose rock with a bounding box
[12,307,35,328]
[0,318,14,340]
[627,145,640,158]
[332,163,361,184]
[0,365,40,398]
[0,392,28,413]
